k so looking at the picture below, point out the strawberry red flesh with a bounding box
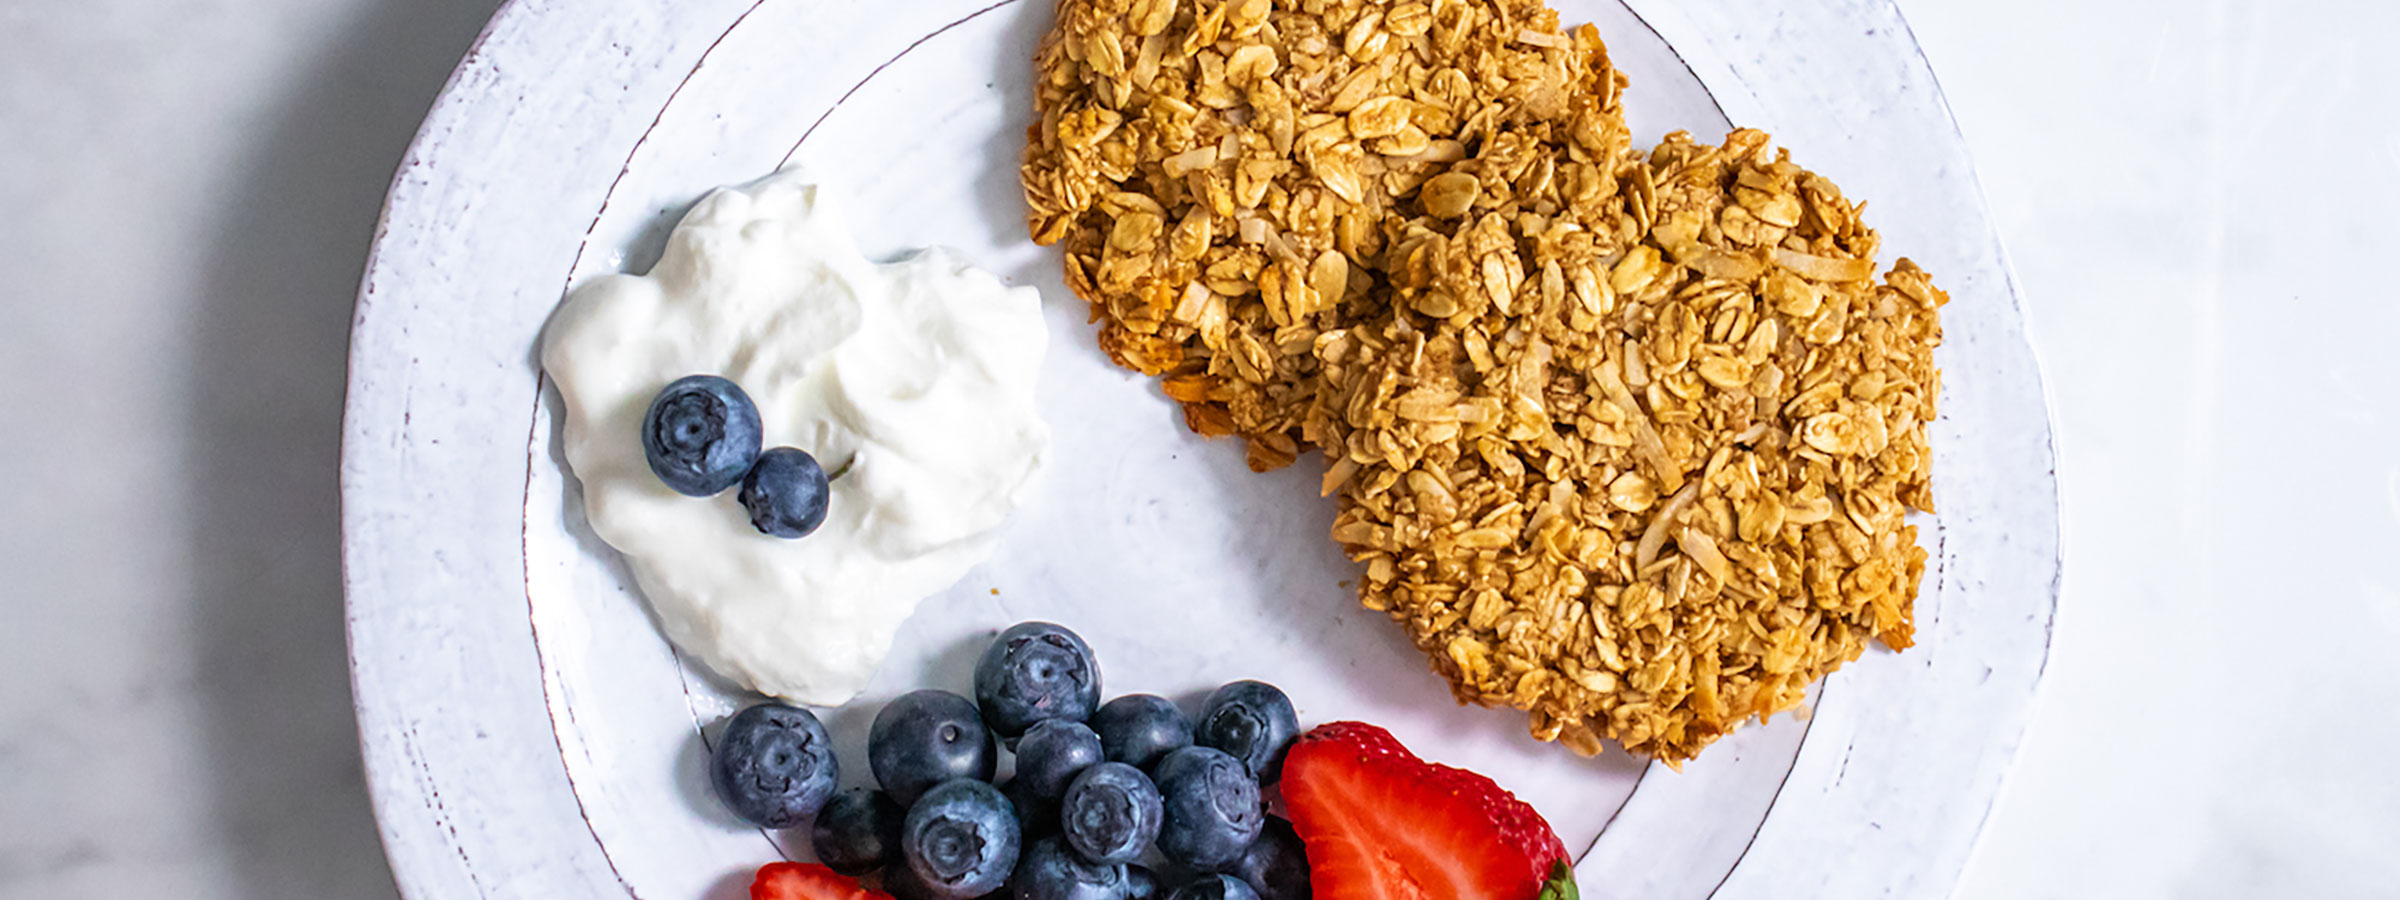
[1282,721,1571,900]
[750,861,898,900]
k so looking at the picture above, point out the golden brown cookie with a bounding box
[1311,130,1943,762]
[1022,0,1945,763]
[1022,0,1630,470]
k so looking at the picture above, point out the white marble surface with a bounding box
[0,0,2391,898]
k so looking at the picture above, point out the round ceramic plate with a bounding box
[341,0,2059,897]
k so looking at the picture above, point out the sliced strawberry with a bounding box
[1283,721,1572,900]
[750,862,897,900]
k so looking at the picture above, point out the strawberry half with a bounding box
[1282,721,1574,900]
[750,862,897,900]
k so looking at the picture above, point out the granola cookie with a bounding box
[1312,130,1943,762]
[1021,0,1630,470]
[1022,0,1945,763]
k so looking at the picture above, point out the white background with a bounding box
[2,0,2394,897]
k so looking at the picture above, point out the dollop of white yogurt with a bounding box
[540,171,1048,706]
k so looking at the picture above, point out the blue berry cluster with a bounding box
[641,374,833,539]
[705,622,1312,899]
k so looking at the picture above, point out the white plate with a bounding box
[341,0,2060,897]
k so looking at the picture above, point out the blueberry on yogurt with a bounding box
[641,374,762,496]
[739,447,832,539]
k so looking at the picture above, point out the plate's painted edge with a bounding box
[340,0,2062,897]
[1869,4,2065,890]
[343,1,768,896]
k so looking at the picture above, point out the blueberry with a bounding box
[1011,835,1125,900]
[1229,816,1309,900]
[1123,865,1162,900]
[708,702,837,828]
[1151,746,1263,871]
[1002,778,1061,840]
[1061,762,1163,865]
[813,788,905,876]
[888,842,1018,900]
[871,690,998,807]
[885,859,941,900]
[975,622,1102,738]
[739,447,831,539]
[1194,681,1298,785]
[902,778,1022,898]
[642,375,762,496]
[1165,875,1260,900]
[1089,695,1192,771]
[1014,720,1105,805]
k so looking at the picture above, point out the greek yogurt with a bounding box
[539,171,1049,705]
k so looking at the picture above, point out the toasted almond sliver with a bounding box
[1516,28,1571,48]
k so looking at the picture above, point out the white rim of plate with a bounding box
[341,1,2062,897]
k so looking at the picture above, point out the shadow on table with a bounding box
[183,0,499,896]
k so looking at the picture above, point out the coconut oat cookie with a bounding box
[1021,0,1630,471]
[1022,0,1946,763]
[1310,130,1943,762]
